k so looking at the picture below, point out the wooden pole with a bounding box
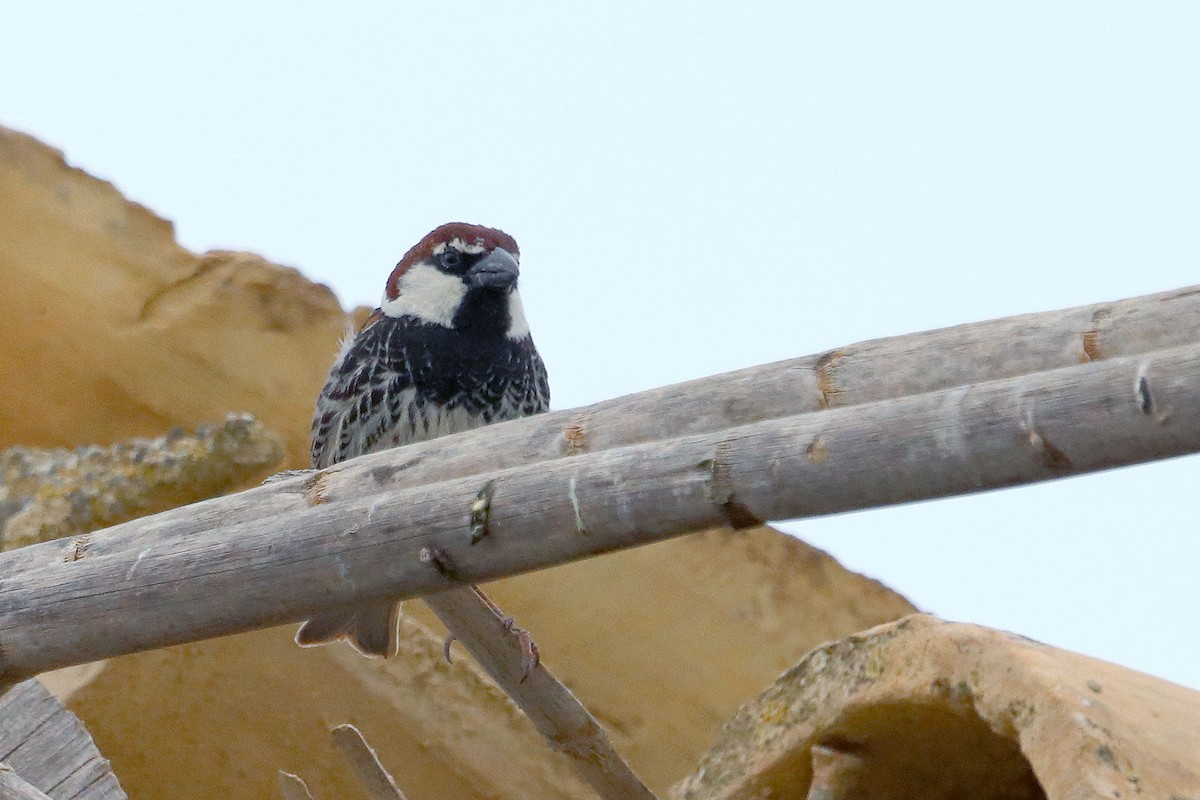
[3,282,1197,577]
[1,342,1196,688]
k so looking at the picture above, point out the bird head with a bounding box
[380,222,529,338]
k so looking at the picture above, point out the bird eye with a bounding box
[440,250,463,269]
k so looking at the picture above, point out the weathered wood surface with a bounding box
[277,772,315,800]
[0,680,126,799]
[0,338,1196,688]
[0,765,54,800]
[329,725,409,800]
[424,589,659,800]
[1,281,1196,589]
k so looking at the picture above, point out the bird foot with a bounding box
[470,586,540,682]
[439,598,540,682]
[498,614,540,683]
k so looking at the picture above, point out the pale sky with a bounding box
[3,4,1198,690]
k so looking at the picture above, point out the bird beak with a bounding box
[466,248,520,289]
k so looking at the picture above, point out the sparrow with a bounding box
[296,222,550,657]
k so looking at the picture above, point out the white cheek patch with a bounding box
[506,290,531,340]
[381,263,466,327]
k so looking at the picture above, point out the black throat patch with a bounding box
[451,287,513,338]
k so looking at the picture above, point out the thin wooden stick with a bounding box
[425,588,658,799]
[1,343,1197,687]
[330,725,408,800]
[277,771,316,800]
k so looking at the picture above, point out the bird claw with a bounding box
[468,586,540,681]
[441,619,536,680]
[498,615,540,682]
[518,632,540,683]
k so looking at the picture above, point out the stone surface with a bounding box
[2,124,919,798]
[675,614,1200,800]
[0,126,346,468]
[0,414,283,550]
